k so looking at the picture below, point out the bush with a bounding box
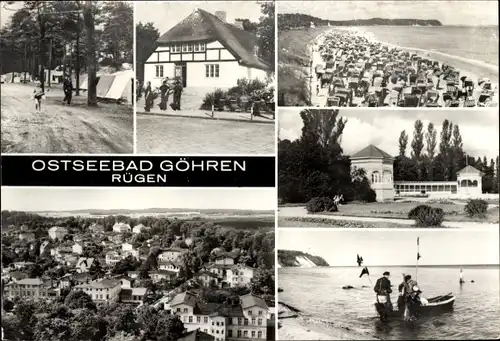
[408,205,445,227]
[306,197,338,213]
[464,199,488,217]
[200,88,226,110]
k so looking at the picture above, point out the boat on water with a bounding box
[375,293,455,320]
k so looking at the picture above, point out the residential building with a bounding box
[122,249,139,259]
[75,257,94,273]
[116,275,134,289]
[144,8,270,89]
[7,271,28,282]
[89,223,105,234]
[72,242,83,255]
[178,329,215,341]
[12,261,35,270]
[19,232,35,241]
[40,240,51,255]
[214,254,235,266]
[132,224,150,234]
[226,264,255,288]
[169,291,268,341]
[127,271,140,279]
[112,222,131,233]
[4,278,58,300]
[48,226,68,240]
[150,270,178,283]
[105,251,122,266]
[75,278,121,304]
[119,287,148,305]
[194,271,221,288]
[122,242,133,251]
[158,261,181,273]
[158,248,188,262]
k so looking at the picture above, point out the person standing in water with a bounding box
[459,268,464,284]
[374,271,393,312]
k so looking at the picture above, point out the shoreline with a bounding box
[278,310,382,340]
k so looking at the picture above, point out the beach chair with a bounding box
[327,96,340,107]
[450,100,460,107]
[425,102,440,107]
[478,93,491,106]
[442,92,453,102]
[214,98,226,111]
[464,99,476,107]
[228,99,238,112]
[409,74,417,86]
[240,98,250,112]
[404,94,418,107]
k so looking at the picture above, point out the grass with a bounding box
[278,217,411,229]
[320,201,499,223]
[278,27,331,106]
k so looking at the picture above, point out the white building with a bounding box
[113,222,131,233]
[48,226,68,240]
[158,248,187,262]
[19,232,35,241]
[226,264,255,288]
[158,261,181,273]
[144,8,270,89]
[75,278,121,304]
[132,224,150,234]
[105,251,122,266]
[75,257,94,273]
[72,242,83,255]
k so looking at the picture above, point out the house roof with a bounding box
[9,278,44,286]
[196,271,220,278]
[240,293,268,309]
[9,271,28,280]
[151,270,177,276]
[170,291,198,307]
[178,329,215,341]
[157,8,270,71]
[48,226,67,233]
[120,287,148,296]
[350,144,394,160]
[457,165,483,176]
[76,278,120,289]
[76,257,94,269]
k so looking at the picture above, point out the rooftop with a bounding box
[350,144,394,160]
[240,293,268,310]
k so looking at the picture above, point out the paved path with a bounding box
[1,83,133,153]
[279,206,498,229]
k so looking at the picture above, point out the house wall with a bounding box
[144,39,267,89]
[351,158,395,202]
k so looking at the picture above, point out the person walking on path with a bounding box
[62,75,73,106]
[171,80,183,111]
[144,81,153,112]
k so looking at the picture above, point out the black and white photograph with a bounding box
[277,0,498,108]
[278,108,499,228]
[135,1,276,154]
[277,228,500,340]
[0,1,134,154]
[1,187,276,341]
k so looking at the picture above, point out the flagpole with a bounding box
[416,237,419,282]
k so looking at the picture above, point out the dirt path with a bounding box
[279,206,498,229]
[1,83,133,153]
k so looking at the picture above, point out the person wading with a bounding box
[374,271,393,313]
[401,274,418,321]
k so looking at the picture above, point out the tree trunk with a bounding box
[48,37,52,87]
[83,0,97,106]
[38,3,46,92]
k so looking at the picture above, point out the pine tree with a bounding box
[425,122,437,180]
[398,130,408,158]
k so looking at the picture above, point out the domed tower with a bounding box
[350,144,395,202]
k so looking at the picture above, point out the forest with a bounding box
[0,1,133,104]
[278,109,499,204]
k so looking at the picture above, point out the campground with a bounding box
[1,82,133,153]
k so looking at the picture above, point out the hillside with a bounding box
[278,13,442,30]
[278,249,329,267]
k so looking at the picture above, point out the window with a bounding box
[176,308,181,312]
[258,331,262,338]
[204,317,208,324]
[205,64,220,78]
[251,318,256,325]
[228,330,233,337]
[155,65,164,78]
[237,330,242,337]
[194,44,199,52]
[238,318,242,325]
[182,44,188,52]
[248,310,252,315]
[106,294,109,299]
[258,318,262,326]
[252,331,256,338]
[183,308,188,313]
[243,330,248,337]
[188,316,193,323]
[197,316,201,323]
[258,310,263,316]
[244,318,249,326]
[187,44,193,52]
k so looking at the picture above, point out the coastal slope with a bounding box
[278,249,329,267]
[278,13,442,29]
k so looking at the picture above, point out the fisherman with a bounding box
[459,268,464,284]
[398,274,411,312]
[401,274,419,321]
[374,271,393,312]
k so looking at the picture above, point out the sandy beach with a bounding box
[278,314,381,340]
[310,27,498,108]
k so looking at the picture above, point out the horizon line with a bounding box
[1,208,275,213]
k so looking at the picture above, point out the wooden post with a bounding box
[211,104,214,118]
[23,43,27,83]
[250,103,253,121]
[48,37,53,87]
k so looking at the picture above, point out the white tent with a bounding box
[80,69,133,103]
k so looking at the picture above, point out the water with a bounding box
[354,26,499,82]
[279,266,500,340]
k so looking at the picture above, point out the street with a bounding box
[1,83,133,153]
[136,115,275,154]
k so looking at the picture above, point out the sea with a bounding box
[354,26,499,82]
[279,266,500,340]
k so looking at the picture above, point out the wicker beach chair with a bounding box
[464,98,476,107]
[450,100,460,107]
[404,94,419,107]
[327,96,340,107]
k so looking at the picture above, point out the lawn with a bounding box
[322,201,499,223]
[278,27,331,106]
[278,217,411,229]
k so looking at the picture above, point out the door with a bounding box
[174,63,187,88]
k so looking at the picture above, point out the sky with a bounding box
[279,109,499,160]
[0,187,276,212]
[0,2,23,28]
[278,0,499,26]
[136,1,265,35]
[278,229,500,266]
